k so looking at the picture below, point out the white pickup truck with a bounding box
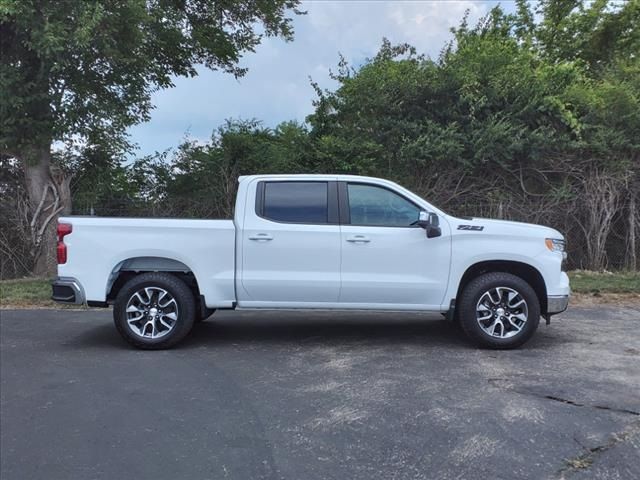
[52,174,569,349]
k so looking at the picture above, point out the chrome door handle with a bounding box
[346,235,370,243]
[249,233,273,241]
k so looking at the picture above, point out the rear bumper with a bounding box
[51,277,85,305]
[547,294,569,315]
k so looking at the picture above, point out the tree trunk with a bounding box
[628,190,637,271]
[21,144,72,277]
[579,171,621,271]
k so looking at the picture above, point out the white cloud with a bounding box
[387,1,488,49]
[128,1,500,156]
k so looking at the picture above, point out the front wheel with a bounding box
[113,272,196,349]
[458,272,540,349]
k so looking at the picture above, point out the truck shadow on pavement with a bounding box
[72,313,475,350]
[70,311,567,351]
[186,316,468,349]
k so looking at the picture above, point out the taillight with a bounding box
[57,223,72,264]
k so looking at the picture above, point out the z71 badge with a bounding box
[457,225,484,231]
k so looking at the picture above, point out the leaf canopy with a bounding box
[0,0,302,156]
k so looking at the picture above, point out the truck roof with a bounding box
[238,174,386,183]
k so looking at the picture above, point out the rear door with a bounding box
[238,180,341,306]
[338,182,450,309]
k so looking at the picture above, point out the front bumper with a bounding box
[51,277,85,305]
[547,295,569,315]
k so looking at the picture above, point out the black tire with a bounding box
[458,272,540,349]
[113,272,196,349]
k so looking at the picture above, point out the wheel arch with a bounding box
[106,256,202,305]
[455,260,548,314]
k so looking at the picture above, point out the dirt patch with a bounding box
[569,292,640,307]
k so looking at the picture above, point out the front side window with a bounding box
[262,182,328,223]
[347,183,420,227]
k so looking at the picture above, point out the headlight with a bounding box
[545,238,566,253]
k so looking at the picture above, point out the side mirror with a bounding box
[417,211,442,238]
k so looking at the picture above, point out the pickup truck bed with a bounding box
[56,217,236,308]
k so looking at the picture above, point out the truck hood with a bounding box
[448,216,563,239]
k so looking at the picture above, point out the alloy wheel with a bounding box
[125,287,179,339]
[476,287,528,339]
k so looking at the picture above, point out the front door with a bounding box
[339,182,450,309]
[239,180,342,306]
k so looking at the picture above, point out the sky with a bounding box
[127,1,517,157]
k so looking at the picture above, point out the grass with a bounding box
[568,270,640,294]
[0,271,638,308]
[0,277,57,308]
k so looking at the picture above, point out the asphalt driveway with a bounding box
[1,306,639,480]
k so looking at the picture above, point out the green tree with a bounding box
[69,144,138,216]
[0,0,301,274]
[146,119,311,218]
[536,0,640,69]
[306,1,638,269]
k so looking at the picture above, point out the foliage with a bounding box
[68,0,640,271]
[300,0,639,270]
[0,0,302,276]
[1,0,638,277]
[0,155,33,277]
[0,0,303,154]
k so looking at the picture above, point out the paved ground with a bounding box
[1,306,639,480]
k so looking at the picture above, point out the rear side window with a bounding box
[261,182,328,223]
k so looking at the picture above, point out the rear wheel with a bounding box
[113,272,196,349]
[458,272,540,349]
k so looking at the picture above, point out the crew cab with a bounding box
[52,174,570,349]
